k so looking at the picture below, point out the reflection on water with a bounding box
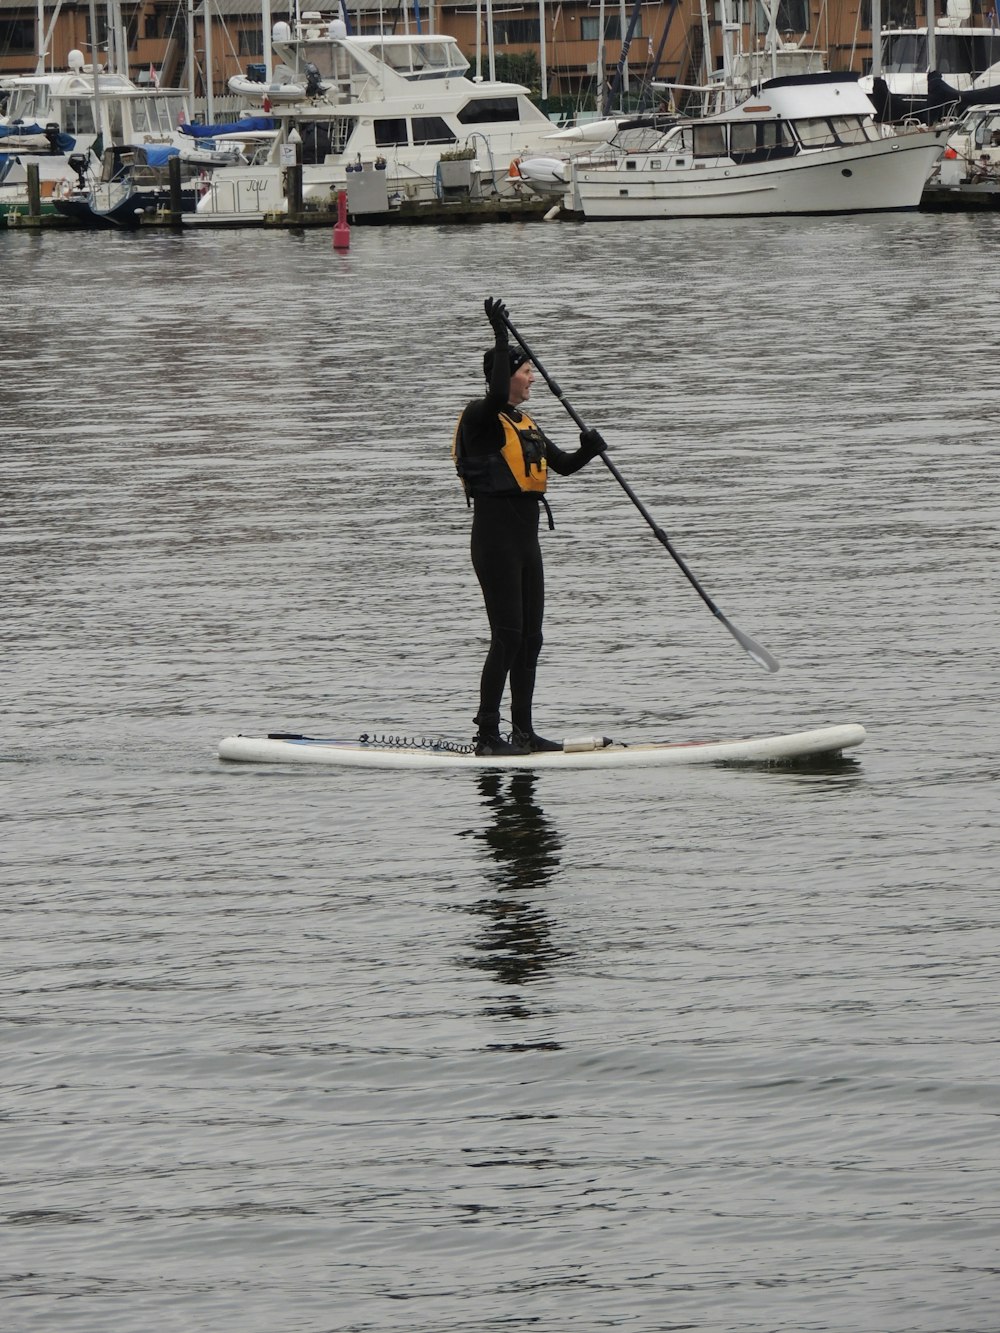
[459,773,565,1029]
[746,752,868,796]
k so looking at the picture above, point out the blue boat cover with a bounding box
[142,145,180,166]
[180,116,275,139]
[0,121,76,151]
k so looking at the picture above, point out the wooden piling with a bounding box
[27,163,42,218]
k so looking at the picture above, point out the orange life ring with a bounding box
[508,157,523,179]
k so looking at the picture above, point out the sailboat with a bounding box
[860,0,1000,115]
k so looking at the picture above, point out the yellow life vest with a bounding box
[453,408,548,498]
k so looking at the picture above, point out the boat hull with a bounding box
[568,131,949,220]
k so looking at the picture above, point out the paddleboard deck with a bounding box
[217,724,866,770]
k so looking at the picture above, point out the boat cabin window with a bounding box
[374,117,408,147]
[794,118,840,148]
[411,116,457,146]
[727,119,796,161]
[691,124,727,157]
[457,96,520,125]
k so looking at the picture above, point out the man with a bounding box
[452,297,607,756]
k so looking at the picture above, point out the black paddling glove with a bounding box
[484,296,509,342]
[580,429,608,460]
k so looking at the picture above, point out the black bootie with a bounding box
[512,727,562,753]
[474,713,529,757]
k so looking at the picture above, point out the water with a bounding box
[3,214,999,1333]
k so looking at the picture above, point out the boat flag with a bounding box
[149,63,159,87]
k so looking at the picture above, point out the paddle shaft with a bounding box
[500,312,779,674]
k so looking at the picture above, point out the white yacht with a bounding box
[190,14,560,223]
[526,74,951,221]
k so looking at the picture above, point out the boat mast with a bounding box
[618,0,628,105]
[204,0,215,123]
[262,0,273,80]
[486,0,497,80]
[35,0,45,72]
[539,0,547,101]
[719,0,738,109]
[870,0,882,78]
[606,0,644,114]
[596,0,605,112]
[698,0,711,114]
[87,0,105,146]
[926,0,937,77]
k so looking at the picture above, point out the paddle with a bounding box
[499,310,780,674]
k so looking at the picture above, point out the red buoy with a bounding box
[333,189,350,250]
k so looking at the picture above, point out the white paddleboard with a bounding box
[217,724,866,770]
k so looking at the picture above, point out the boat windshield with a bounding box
[968,108,1000,146]
[60,98,100,134]
[130,93,186,136]
[882,34,926,73]
[793,116,875,147]
[5,85,49,120]
[379,41,469,79]
[883,31,1000,76]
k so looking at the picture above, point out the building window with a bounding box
[491,19,541,45]
[861,0,917,29]
[144,14,159,39]
[0,19,35,52]
[580,16,642,40]
[759,0,809,30]
[238,29,264,57]
[86,14,110,47]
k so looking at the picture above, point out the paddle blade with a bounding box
[725,619,779,673]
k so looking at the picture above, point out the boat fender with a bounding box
[562,735,615,753]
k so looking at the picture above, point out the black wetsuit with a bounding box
[455,357,597,737]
